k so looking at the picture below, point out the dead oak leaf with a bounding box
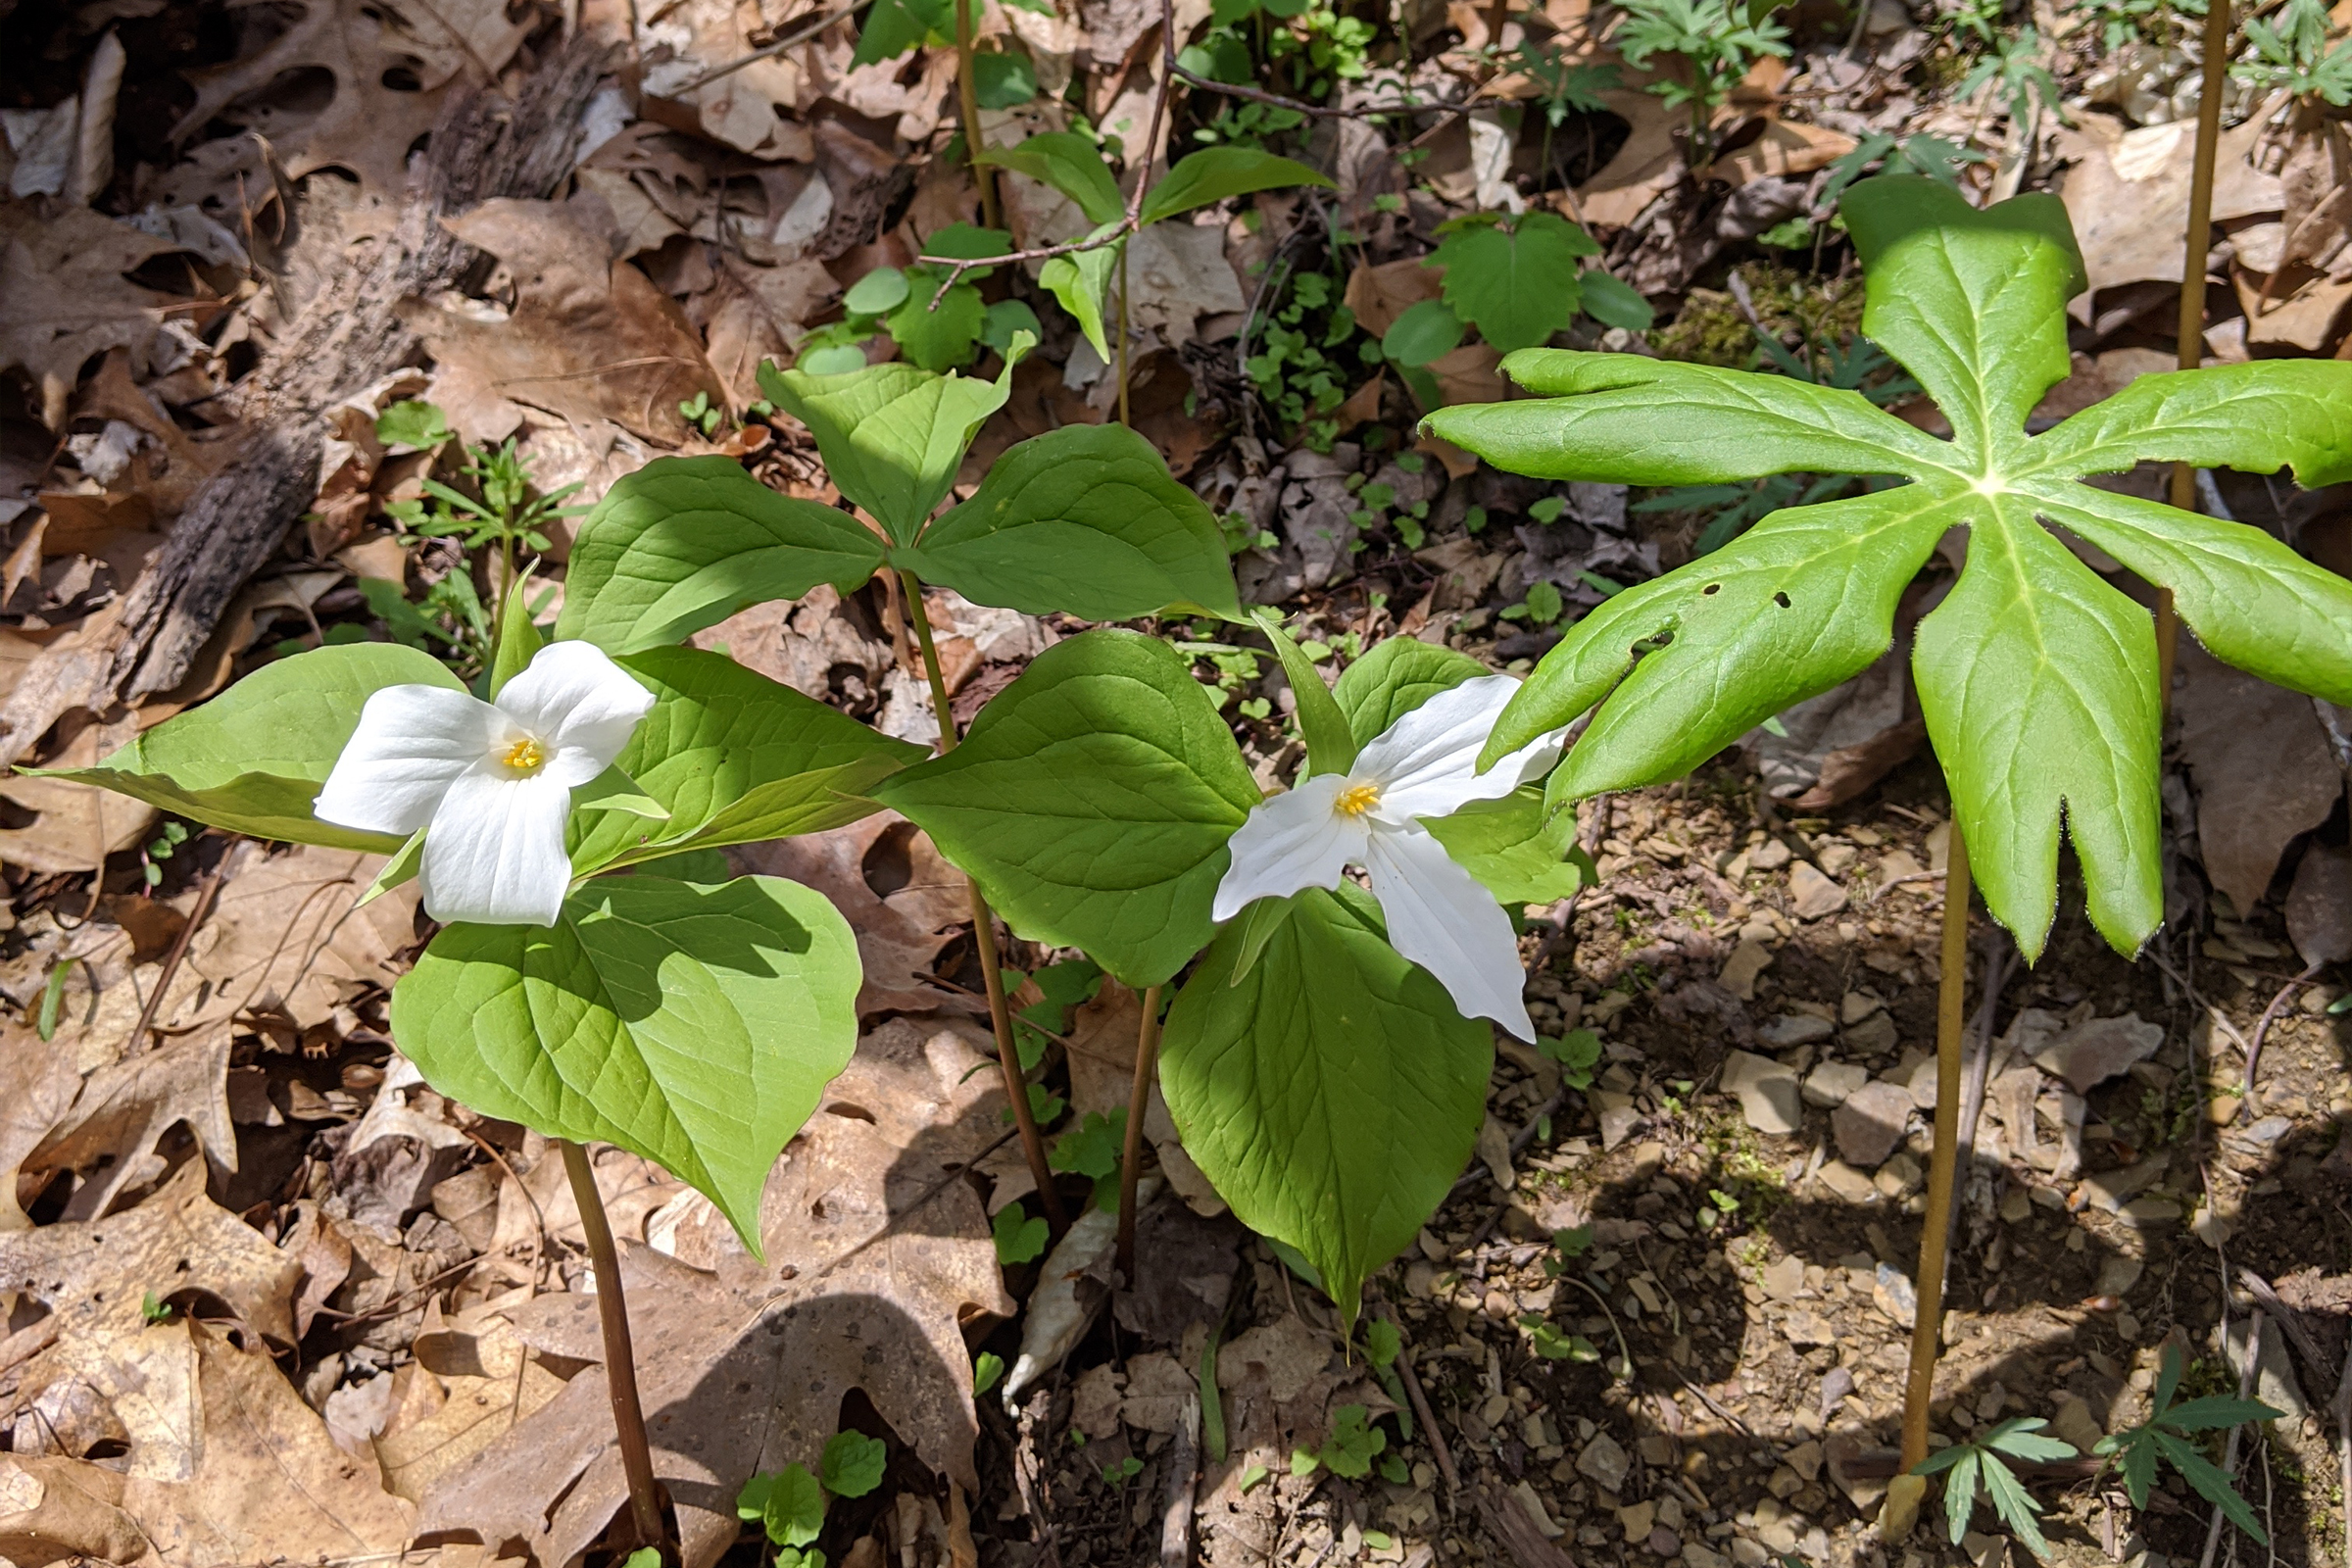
[185,841,421,1034]
[0,202,183,430]
[423,1019,1014,1568]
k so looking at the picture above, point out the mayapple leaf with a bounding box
[39,642,463,852]
[894,423,1243,620]
[1158,884,1492,1327]
[1139,146,1334,226]
[556,456,887,654]
[1436,172,2352,960]
[979,131,1124,226]
[759,346,1026,547]
[571,647,926,875]
[871,628,1258,988]
[392,873,861,1254]
[1038,223,1123,365]
[1431,212,1600,354]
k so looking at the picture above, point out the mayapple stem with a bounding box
[1114,983,1164,1283]
[898,570,1067,1230]
[956,0,1000,230]
[1898,818,1973,1471]
[2163,0,2230,711]
[557,1139,667,1552]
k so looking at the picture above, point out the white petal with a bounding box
[418,766,576,926]
[315,684,504,835]
[1210,774,1369,922]
[1363,822,1536,1040]
[1355,674,1536,821]
[496,640,656,769]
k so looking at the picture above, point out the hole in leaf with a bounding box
[1701,584,1720,595]
[1773,592,1790,609]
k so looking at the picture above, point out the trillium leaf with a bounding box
[392,872,861,1253]
[979,131,1124,226]
[894,423,1243,620]
[1158,884,1493,1325]
[1251,611,1358,777]
[871,628,1258,988]
[41,642,465,852]
[1331,636,1488,745]
[1139,146,1334,226]
[1436,172,2352,960]
[571,647,926,874]
[759,350,1025,547]
[556,456,887,654]
[1421,787,1591,906]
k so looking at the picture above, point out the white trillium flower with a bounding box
[1211,673,1565,1041]
[315,641,656,928]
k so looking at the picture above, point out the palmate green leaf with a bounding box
[1432,212,1600,354]
[2161,1395,2284,1433]
[393,873,859,1252]
[759,350,1024,547]
[555,456,887,653]
[1436,173,2352,961]
[979,131,1124,225]
[1981,1417,2082,1462]
[871,628,1258,988]
[2153,1429,2268,1545]
[1139,146,1333,226]
[1974,1450,2053,1556]
[570,648,925,874]
[41,643,464,852]
[894,423,1242,620]
[1939,1448,1981,1544]
[1158,884,1493,1325]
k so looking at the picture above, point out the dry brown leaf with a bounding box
[423,1018,1015,1568]
[2056,116,2281,305]
[2177,639,2344,915]
[0,709,154,872]
[22,1028,236,1224]
[2231,263,2352,352]
[409,196,722,445]
[1577,88,1688,229]
[1344,257,1443,338]
[2287,843,2352,967]
[183,841,418,1033]
[374,1292,570,1500]
[1063,982,1226,1217]
[0,1025,82,1231]
[71,350,239,523]
[732,814,971,1015]
[0,202,183,430]
[1697,116,1858,189]
[172,0,529,221]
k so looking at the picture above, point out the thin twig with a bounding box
[2239,960,2321,1115]
[665,0,872,94]
[129,849,229,1048]
[1371,1298,1459,1494]
[2198,1307,2264,1568]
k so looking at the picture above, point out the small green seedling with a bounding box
[1363,1317,1413,1438]
[1051,1109,1127,1211]
[1293,1403,1388,1479]
[376,399,452,452]
[1539,1027,1602,1089]
[1914,1416,2077,1554]
[1102,1454,1144,1486]
[737,1431,888,1565]
[1615,0,1789,157]
[993,1201,1049,1265]
[2096,1345,2281,1545]
[973,1351,1005,1396]
[679,390,723,437]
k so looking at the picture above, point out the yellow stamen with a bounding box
[1335,781,1381,817]
[502,737,546,774]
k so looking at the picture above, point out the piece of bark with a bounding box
[0,38,608,764]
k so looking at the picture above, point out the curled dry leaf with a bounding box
[2175,641,2343,917]
[420,1018,1015,1568]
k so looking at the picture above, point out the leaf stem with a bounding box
[1115,982,1163,1282]
[2164,0,2230,716]
[956,0,999,230]
[1900,817,1973,1472]
[557,1139,668,1554]
[898,569,1067,1230]
[1116,244,1133,427]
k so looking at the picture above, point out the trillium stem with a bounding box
[898,569,1068,1230]
[1114,983,1164,1284]
[1898,818,1973,1472]
[557,1139,668,1553]
[955,0,999,230]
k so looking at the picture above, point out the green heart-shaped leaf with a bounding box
[1432,212,1600,354]
[1158,885,1492,1325]
[1140,146,1334,226]
[392,873,860,1252]
[40,643,464,851]
[894,423,1243,620]
[871,628,1258,988]
[570,647,926,874]
[1431,173,2352,959]
[980,131,1124,226]
[556,456,887,653]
